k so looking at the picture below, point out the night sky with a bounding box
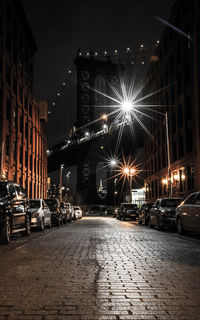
[21,0,175,101]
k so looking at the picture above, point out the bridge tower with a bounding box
[74,51,124,204]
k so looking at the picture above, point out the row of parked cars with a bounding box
[0,180,82,244]
[115,192,200,235]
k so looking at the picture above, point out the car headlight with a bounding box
[32,210,39,217]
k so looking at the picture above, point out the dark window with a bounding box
[6,64,11,85]
[20,145,23,165]
[13,77,17,95]
[6,135,9,156]
[8,184,15,195]
[184,193,196,205]
[19,86,23,104]
[6,98,11,121]
[20,115,23,135]
[187,165,194,191]
[29,103,32,118]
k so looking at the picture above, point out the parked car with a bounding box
[66,203,75,221]
[0,181,30,244]
[176,192,200,234]
[149,198,183,230]
[60,201,71,223]
[44,198,63,226]
[28,199,51,230]
[138,203,154,225]
[117,203,138,221]
[74,206,83,219]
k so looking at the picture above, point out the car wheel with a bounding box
[56,218,60,227]
[144,218,149,226]
[157,220,162,231]
[177,217,186,235]
[47,220,51,229]
[149,217,154,228]
[40,218,45,231]
[22,215,31,236]
[138,219,142,224]
[0,216,11,244]
[63,218,67,224]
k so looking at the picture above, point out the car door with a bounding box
[44,201,51,224]
[191,193,200,232]
[11,184,26,227]
[180,194,196,230]
[151,200,159,225]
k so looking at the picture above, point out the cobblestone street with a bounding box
[0,217,200,320]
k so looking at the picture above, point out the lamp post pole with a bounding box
[60,164,64,202]
[165,112,172,197]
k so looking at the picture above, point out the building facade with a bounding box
[144,0,200,201]
[0,0,48,198]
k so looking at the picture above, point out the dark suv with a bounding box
[117,203,138,221]
[44,198,63,226]
[149,198,183,230]
[0,181,30,244]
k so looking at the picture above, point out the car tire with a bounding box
[0,216,11,244]
[138,219,142,224]
[177,217,186,235]
[40,218,45,231]
[144,218,149,226]
[56,218,60,227]
[22,215,31,236]
[47,220,51,229]
[149,217,154,228]
[157,220,162,231]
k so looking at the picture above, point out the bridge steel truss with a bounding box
[73,52,126,204]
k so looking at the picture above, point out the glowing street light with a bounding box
[101,114,108,121]
[123,166,136,203]
[121,100,133,113]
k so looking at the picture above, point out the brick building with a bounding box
[0,0,48,198]
[144,0,200,201]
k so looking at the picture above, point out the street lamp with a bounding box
[123,167,136,203]
[164,112,172,197]
[156,111,172,197]
[60,164,64,202]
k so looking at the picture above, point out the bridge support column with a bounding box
[77,161,97,204]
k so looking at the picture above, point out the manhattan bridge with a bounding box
[47,43,159,204]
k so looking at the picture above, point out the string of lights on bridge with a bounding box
[47,41,161,150]
[48,41,160,112]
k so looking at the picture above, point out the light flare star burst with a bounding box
[89,72,171,155]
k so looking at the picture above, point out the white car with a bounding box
[73,206,83,219]
[28,199,51,230]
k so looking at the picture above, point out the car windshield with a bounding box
[44,199,58,207]
[29,200,40,208]
[74,207,80,210]
[160,199,182,207]
[0,183,7,198]
[122,204,137,209]
[146,203,153,208]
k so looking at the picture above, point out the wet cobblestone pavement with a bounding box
[0,217,200,320]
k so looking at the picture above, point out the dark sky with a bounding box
[21,0,175,101]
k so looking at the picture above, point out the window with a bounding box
[20,115,23,134]
[8,184,15,196]
[6,135,9,156]
[184,193,196,205]
[194,193,200,205]
[6,98,11,121]
[19,86,23,104]
[6,64,11,85]
[187,165,194,191]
